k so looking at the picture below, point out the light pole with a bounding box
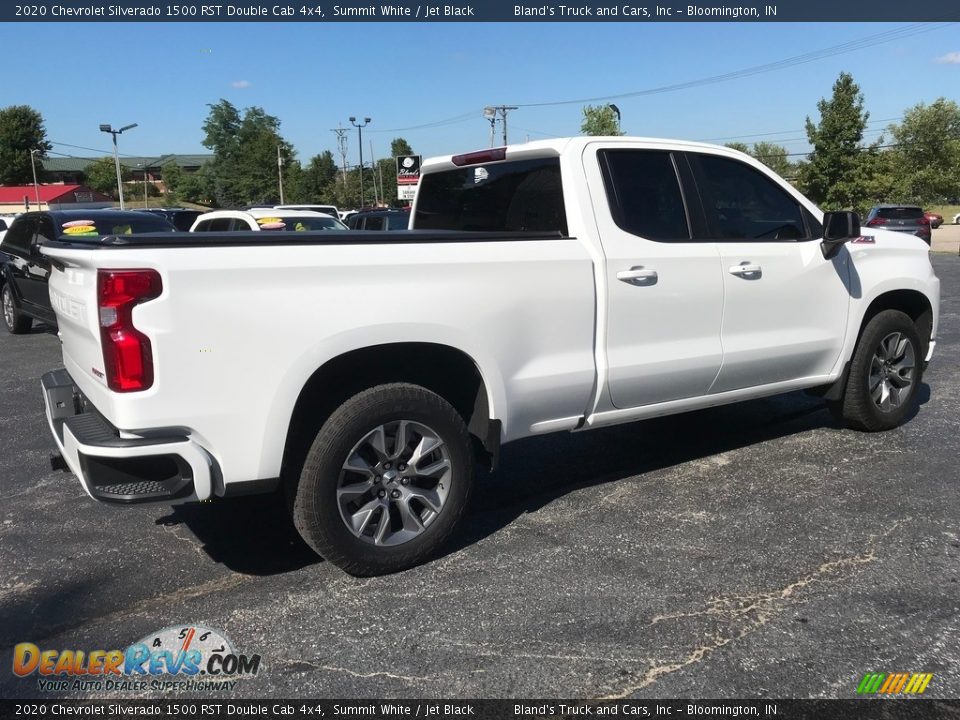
[483,107,497,148]
[607,104,621,134]
[349,116,370,208]
[29,149,42,210]
[99,123,137,209]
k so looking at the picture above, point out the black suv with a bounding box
[1,209,174,333]
[864,205,931,245]
[346,209,410,231]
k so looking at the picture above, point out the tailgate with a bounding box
[43,249,109,398]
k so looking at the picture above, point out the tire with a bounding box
[2,284,32,334]
[291,383,474,576]
[830,310,923,431]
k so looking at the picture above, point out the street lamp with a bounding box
[607,104,621,134]
[29,149,42,210]
[483,107,497,148]
[99,122,137,209]
[349,116,371,208]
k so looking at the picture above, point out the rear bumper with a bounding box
[42,369,214,505]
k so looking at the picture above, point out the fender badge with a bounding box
[850,235,875,244]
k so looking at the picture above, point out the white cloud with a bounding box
[935,52,960,64]
[231,80,252,88]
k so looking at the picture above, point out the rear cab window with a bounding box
[414,156,567,235]
[877,207,924,220]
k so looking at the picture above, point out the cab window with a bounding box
[690,154,809,241]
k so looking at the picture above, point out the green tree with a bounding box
[390,137,414,158]
[296,151,339,201]
[85,156,130,198]
[798,72,874,211]
[0,105,52,185]
[580,105,623,136]
[751,141,792,177]
[201,99,294,207]
[888,98,960,202]
[161,161,184,203]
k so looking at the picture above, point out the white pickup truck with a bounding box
[40,138,940,575]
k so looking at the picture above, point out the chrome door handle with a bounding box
[617,267,658,284]
[729,263,762,277]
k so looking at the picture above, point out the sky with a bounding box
[2,21,958,165]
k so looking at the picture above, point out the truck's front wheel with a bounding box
[831,310,924,431]
[291,383,474,576]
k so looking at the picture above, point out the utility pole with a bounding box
[277,145,285,204]
[369,139,381,206]
[331,125,349,187]
[486,106,518,146]
[29,149,41,210]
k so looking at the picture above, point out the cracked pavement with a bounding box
[2,255,958,700]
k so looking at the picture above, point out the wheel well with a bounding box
[280,343,494,486]
[859,290,933,356]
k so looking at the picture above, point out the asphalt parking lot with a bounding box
[1,253,958,701]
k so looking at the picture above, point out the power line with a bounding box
[704,116,903,143]
[508,22,951,108]
[365,21,951,137]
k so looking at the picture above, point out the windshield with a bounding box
[414,156,567,234]
[58,215,175,237]
[255,215,347,231]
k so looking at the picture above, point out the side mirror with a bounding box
[820,211,860,259]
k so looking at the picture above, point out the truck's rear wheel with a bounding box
[831,310,923,431]
[2,284,32,334]
[291,383,474,576]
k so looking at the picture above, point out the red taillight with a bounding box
[866,217,887,226]
[917,216,930,225]
[97,270,162,392]
[451,147,507,166]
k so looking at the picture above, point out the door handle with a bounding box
[617,267,658,284]
[729,263,762,277]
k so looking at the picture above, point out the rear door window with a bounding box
[599,150,690,241]
[414,156,567,234]
[363,216,385,231]
[2,217,36,252]
[36,216,58,245]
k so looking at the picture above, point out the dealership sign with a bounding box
[397,154,421,201]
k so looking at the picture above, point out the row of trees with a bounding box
[170,100,414,209]
[0,100,414,209]
[3,76,958,213]
[580,74,960,213]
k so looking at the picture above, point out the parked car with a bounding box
[924,211,943,229]
[39,138,939,575]
[190,208,348,232]
[346,209,410,231]
[953,212,960,225]
[142,208,204,231]
[864,205,931,244]
[274,204,340,219]
[1,209,174,334]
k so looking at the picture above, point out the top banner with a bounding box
[4,0,960,22]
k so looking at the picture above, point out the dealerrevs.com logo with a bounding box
[13,625,262,693]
